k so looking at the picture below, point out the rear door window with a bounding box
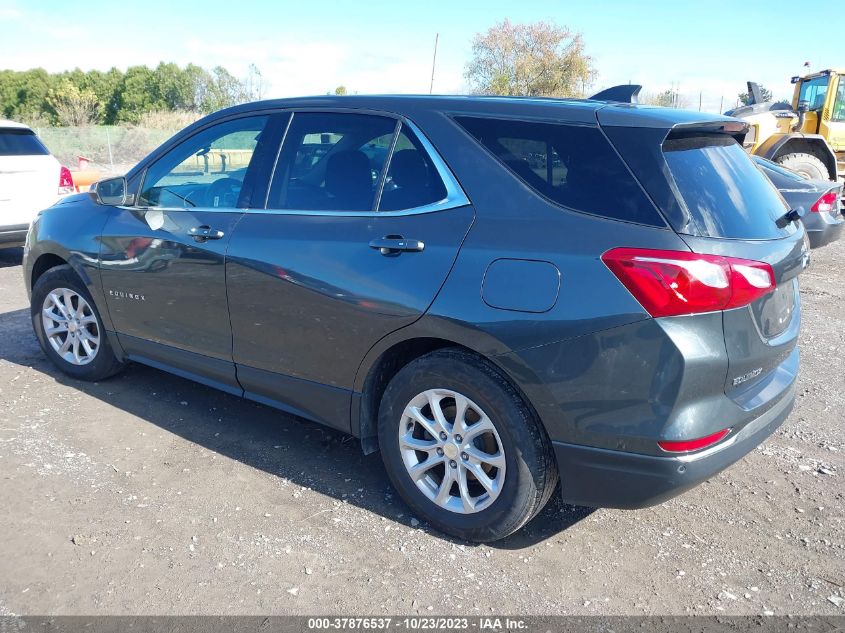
[0,129,50,156]
[454,116,663,226]
[663,133,792,239]
[268,112,397,212]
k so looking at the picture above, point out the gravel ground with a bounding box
[0,241,843,617]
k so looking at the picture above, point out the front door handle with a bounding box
[369,235,425,256]
[189,226,225,242]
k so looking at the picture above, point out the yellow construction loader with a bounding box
[727,69,845,183]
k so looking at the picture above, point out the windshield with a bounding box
[663,133,793,239]
[798,75,830,111]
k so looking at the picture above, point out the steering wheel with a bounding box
[205,177,243,208]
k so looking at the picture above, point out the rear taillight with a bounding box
[810,191,838,213]
[602,248,775,317]
[658,428,731,453]
[58,166,75,195]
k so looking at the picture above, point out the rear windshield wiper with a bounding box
[775,207,805,229]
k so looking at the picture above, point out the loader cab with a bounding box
[792,70,845,154]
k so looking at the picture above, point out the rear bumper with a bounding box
[553,380,795,509]
[0,223,28,247]
[806,220,844,249]
[803,210,844,249]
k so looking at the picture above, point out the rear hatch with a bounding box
[601,115,808,405]
[0,127,60,226]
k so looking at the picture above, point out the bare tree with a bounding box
[641,88,691,109]
[464,19,595,97]
[243,64,266,102]
[640,89,675,107]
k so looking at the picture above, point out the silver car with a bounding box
[753,155,844,249]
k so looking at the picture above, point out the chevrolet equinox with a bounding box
[23,95,808,541]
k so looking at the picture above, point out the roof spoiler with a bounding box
[589,84,641,104]
[669,120,750,144]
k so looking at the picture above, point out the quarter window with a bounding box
[139,116,269,209]
[378,127,447,211]
[268,112,397,211]
[455,116,661,225]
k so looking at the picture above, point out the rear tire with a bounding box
[377,348,558,542]
[31,265,125,381]
[776,152,830,181]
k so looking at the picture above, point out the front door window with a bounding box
[832,79,845,122]
[139,116,270,209]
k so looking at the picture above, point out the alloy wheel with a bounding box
[398,388,506,514]
[41,288,101,366]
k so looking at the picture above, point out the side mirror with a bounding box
[89,177,130,206]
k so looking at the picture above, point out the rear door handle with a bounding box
[369,235,425,256]
[189,226,225,242]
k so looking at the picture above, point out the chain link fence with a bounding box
[31,126,175,176]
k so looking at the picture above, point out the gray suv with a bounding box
[23,95,808,541]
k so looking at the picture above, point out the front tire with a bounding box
[31,265,125,381]
[776,152,830,181]
[377,349,558,542]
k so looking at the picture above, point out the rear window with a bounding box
[0,129,49,156]
[455,116,663,226]
[663,134,792,239]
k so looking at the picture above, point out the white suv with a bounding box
[0,120,74,248]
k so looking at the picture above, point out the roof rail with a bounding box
[589,84,641,104]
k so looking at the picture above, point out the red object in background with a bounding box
[125,237,154,259]
[58,166,75,194]
[77,155,91,170]
[811,191,838,213]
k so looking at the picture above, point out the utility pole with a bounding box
[719,95,724,113]
[429,33,439,94]
[698,91,702,111]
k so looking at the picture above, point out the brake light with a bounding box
[810,191,838,213]
[58,166,75,194]
[602,248,775,317]
[658,428,731,453]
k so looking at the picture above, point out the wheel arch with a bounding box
[353,323,551,456]
[757,133,837,180]
[30,252,70,291]
[26,241,115,334]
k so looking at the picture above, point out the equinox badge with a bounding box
[109,290,146,301]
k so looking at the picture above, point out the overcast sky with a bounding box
[0,0,839,113]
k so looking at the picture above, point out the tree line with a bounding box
[2,19,747,128]
[0,62,265,126]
